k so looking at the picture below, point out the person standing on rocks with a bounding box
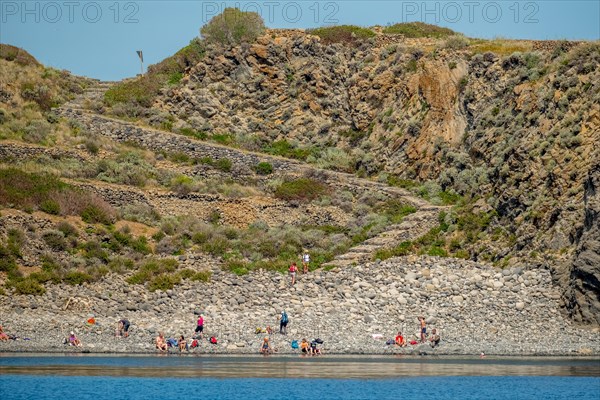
[279,310,289,335]
[193,314,204,339]
[302,252,310,274]
[289,262,298,285]
[418,316,427,343]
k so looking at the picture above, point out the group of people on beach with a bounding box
[392,317,441,348]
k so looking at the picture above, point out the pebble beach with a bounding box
[1,255,599,356]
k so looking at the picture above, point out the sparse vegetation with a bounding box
[274,178,328,202]
[309,25,376,45]
[383,22,456,38]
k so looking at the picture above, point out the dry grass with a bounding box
[469,38,533,55]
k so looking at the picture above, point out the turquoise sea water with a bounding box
[1,355,599,400]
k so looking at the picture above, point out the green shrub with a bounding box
[224,259,249,275]
[309,25,376,45]
[191,270,212,282]
[373,241,413,261]
[126,258,178,285]
[82,240,110,263]
[148,273,181,291]
[178,268,196,279]
[274,178,328,202]
[7,228,25,258]
[10,277,46,295]
[201,235,230,256]
[211,133,235,145]
[168,72,183,85]
[81,204,114,225]
[42,230,68,251]
[85,139,100,155]
[108,257,135,273]
[40,199,61,215]
[200,8,266,46]
[131,236,152,254]
[0,168,66,210]
[63,271,93,285]
[254,162,273,175]
[215,158,232,172]
[383,22,456,38]
[263,140,312,160]
[427,246,448,257]
[179,128,207,140]
[444,35,469,50]
[0,245,18,274]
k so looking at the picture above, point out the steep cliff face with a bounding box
[565,165,600,324]
[146,31,600,323]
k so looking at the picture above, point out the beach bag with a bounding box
[291,340,299,349]
[209,336,217,345]
[385,339,395,345]
[190,339,199,348]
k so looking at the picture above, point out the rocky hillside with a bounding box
[0,22,599,329]
[97,26,600,324]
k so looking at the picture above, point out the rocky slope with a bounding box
[116,30,599,324]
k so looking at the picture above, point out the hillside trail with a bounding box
[57,81,447,266]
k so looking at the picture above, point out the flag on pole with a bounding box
[136,50,143,63]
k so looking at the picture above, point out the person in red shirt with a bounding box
[193,314,204,339]
[289,262,298,285]
[395,331,407,347]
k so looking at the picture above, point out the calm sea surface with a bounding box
[1,354,599,400]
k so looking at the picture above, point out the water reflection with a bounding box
[1,355,599,378]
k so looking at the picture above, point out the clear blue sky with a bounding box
[1,1,599,80]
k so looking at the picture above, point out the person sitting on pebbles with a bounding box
[260,337,272,355]
[67,331,82,347]
[429,328,441,348]
[0,325,9,341]
[395,331,407,347]
[156,332,167,352]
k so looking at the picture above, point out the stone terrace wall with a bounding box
[60,109,426,208]
[0,142,84,162]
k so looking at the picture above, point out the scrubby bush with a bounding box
[10,277,46,295]
[254,162,273,175]
[383,22,456,38]
[63,270,93,285]
[274,178,328,202]
[127,258,179,287]
[191,270,212,282]
[215,158,232,172]
[42,230,68,251]
[200,8,265,46]
[443,35,469,50]
[40,199,61,215]
[309,25,376,45]
[81,204,114,225]
[314,148,354,172]
[148,273,181,291]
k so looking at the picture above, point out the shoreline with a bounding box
[2,257,599,359]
